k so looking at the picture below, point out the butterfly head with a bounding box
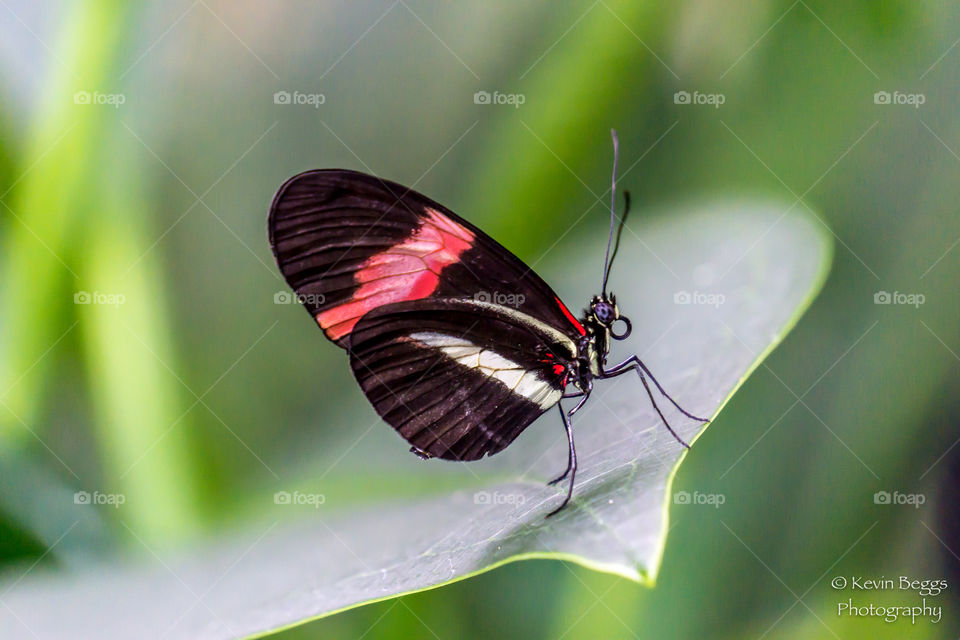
[588,294,632,341]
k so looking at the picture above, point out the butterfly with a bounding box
[268,131,707,516]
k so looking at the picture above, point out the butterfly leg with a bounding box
[599,356,703,449]
[601,355,710,422]
[548,386,588,484]
[409,445,433,460]
[547,385,593,485]
[547,405,573,486]
[546,403,578,517]
[568,386,591,416]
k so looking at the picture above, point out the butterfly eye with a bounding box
[594,301,616,324]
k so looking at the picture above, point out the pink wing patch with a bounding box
[317,208,475,341]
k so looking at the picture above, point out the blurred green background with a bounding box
[1,1,958,638]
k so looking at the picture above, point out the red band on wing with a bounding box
[317,208,475,340]
[555,296,586,336]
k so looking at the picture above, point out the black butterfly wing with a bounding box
[348,299,578,461]
[268,169,587,348]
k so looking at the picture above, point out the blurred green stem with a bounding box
[0,0,198,542]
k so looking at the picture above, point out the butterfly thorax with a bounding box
[575,317,606,382]
[576,293,632,384]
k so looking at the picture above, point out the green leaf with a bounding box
[0,201,831,639]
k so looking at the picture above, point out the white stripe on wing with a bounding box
[409,332,561,410]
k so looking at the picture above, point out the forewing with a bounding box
[347,299,576,461]
[268,169,587,347]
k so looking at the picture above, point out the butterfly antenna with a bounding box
[601,129,619,296]
[601,131,632,296]
[605,191,631,293]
